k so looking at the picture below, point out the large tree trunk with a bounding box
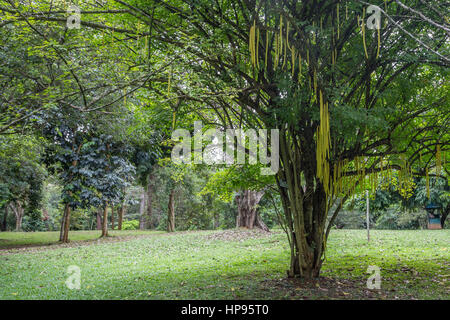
[16,215,22,231]
[96,209,103,230]
[117,206,125,230]
[101,205,108,237]
[1,205,8,231]
[277,130,337,279]
[167,189,175,232]
[139,191,146,230]
[145,172,155,229]
[235,190,269,231]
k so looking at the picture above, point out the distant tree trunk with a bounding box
[442,204,449,228]
[59,207,66,241]
[146,172,155,229]
[60,145,82,242]
[167,189,175,232]
[1,205,8,231]
[101,205,108,237]
[214,212,220,229]
[59,203,71,243]
[139,191,146,230]
[9,201,24,232]
[235,190,269,231]
[118,206,125,230]
[96,209,102,230]
[111,206,115,230]
[42,208,49,230]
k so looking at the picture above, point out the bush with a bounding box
[331,210,365,229]
[121,219,139,230]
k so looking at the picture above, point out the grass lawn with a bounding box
[0,230,163,249]
[0,229,448,300]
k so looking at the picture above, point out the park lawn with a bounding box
[0,229,448,300]
[0,230,163,249]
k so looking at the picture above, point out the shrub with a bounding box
[121,219,139,230]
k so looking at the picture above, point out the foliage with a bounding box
[121,220,140,231]
[0,135,46,229]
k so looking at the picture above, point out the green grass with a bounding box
[0,229,448,300]
[0,230,162,248]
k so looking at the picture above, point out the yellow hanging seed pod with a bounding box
[279,16,283,66]
[274,33,278,70]
[291,46,296,76]
[167,67,172,94]
[362,9,369,59]
[282,32,287,69]
[265,29,269,69]
[299,54,302,74]
[256,27,260,68]
[376,26,381,59]
[249,23,254,65]
[286,20,290,50]
[172,111,176,130]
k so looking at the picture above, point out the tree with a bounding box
[0,135,45,231]
[3,0,448,278]
[202,165,273,231]
[101,0,447,278]
[235,190,268,231]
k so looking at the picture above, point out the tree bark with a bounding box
[61,203,71,243]
[96,209,103,230]
[139,191,146,230]
[1,205,8,231]
[101,205,108,237]
[441,203,449,228]
[59,206,66,241]
[9,201,24,232]
[167,189,175,232]
[235,190,268,231]
[60,144,82,242]
[277,131,333,279]
[111,205,115,230]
